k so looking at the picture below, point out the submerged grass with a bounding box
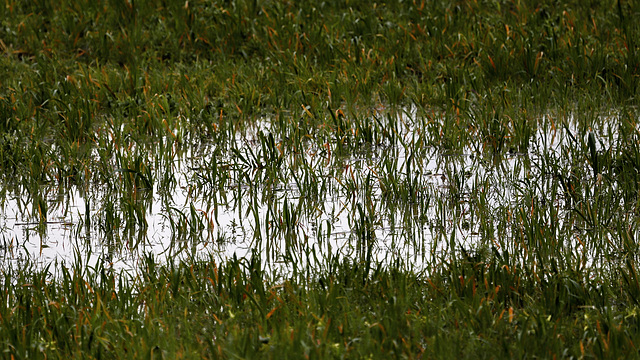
[1,0,640,358]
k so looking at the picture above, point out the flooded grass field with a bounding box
[2,110,631,276]
[2,0,640,358]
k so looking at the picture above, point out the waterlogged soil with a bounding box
[0,110,631,276]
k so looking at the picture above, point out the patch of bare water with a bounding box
[0,109,629,276]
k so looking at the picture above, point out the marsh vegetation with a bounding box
[1,0,640,358]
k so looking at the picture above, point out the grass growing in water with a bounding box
[1,0,640,358]
[4,252,640,359]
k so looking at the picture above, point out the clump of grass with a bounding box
[4,250,640,359]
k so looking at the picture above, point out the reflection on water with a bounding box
[0,110,633,276]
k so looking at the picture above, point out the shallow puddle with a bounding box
[0,109,634,277]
